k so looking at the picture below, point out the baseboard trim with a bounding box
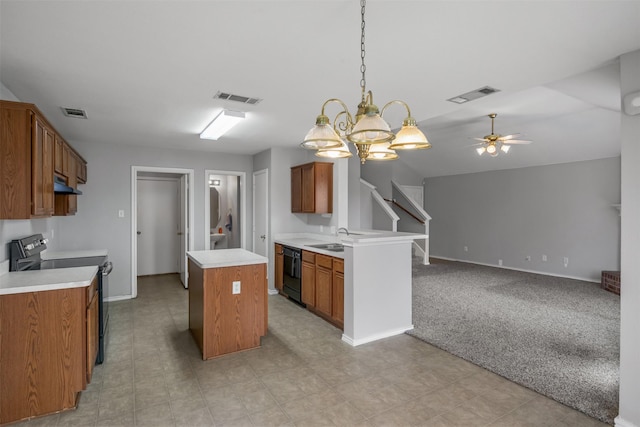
[430,256,599,283]
[342,324,414,347]
[615,416,638,427]
[267,289,279,295]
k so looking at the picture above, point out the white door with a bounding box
[179,175,188,288]
[253,169,268,257]
[137,178,179,276]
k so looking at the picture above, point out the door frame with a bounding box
[252,168,269,255]
[204,169,247,250]
[131,166,195,297]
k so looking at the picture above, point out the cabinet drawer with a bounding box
[333,259,344,273]
[302,250,315,263]
[316,254,333,269]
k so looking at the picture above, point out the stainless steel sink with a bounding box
[307,243,344,252]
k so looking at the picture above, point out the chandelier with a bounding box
[300,0,431,164]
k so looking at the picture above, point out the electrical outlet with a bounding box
[232,281,241,294]
[464,246,468,252]
[542,254,548,262]
[498,259,503,266]
[563,257,569,268]
[118,210,125,218]
[525,255,531,261]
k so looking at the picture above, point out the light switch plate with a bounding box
[232,281,241,294]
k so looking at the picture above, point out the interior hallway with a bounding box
[16,274,608,426]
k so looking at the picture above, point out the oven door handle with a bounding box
[103,261,113,276]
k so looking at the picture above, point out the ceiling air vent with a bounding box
[214,91,262,105]
[447,86,500,104]
[61,107,88,119]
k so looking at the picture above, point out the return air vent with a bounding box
[61,107,88,119]
[214,91,262,105]
[447,86,500,104]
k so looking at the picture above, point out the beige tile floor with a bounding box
[17,274,608,426]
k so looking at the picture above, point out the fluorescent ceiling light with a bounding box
[200,110,245,140]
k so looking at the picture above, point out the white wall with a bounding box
[56,140,254,299]
[1,82,19,101]
[424,157,621,281]
[618,49,640,427]
[361,157,424,199]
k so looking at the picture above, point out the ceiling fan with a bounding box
[473,113,532,157]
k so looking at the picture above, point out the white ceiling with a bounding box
[1,1,639,178]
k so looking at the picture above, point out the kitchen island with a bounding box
[187,249,268,360]
[276,230,426,346]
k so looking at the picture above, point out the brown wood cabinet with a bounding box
[188,259,267,360]
[275,244,284,293]
[0,281,98,424]
[290,162,333,214]
[1,100,87,219]
[1,101,56,219]
[86,276,99,384]
[300,249,344,329]
[301,250,316,306]
[315,254,333,317]
[332,259,344,329]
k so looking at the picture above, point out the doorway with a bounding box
[137,176,180,276]
[131,166,194,298]
[204,170,246,250]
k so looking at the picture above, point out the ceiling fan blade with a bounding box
[500,133,522,140]
[473,137,489,142]
[466,142,485,147]
[503,139,532,145]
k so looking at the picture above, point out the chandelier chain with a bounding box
[360,0,366,101]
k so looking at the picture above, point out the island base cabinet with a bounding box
[0,288,86,425]
[189,260,267,360]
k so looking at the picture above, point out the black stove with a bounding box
[9,234,112,364]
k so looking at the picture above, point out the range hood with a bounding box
[54,175,83,195]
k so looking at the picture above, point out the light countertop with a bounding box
[0,266,99,296]
[187,249,268,269]
[275,230,427,256]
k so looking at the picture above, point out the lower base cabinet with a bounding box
[300,250,344,329]
[0,278,98,425]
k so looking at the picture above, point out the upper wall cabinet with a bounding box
[1,100,87,219]
[291,161,333,214]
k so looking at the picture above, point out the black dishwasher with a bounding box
[283,246,303,305]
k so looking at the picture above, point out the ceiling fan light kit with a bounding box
[473,113,532,157]
[301,0,430,164]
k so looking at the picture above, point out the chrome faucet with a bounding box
[337,227,350,236]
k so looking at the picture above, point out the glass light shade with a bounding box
[366,143,398,161]
[388,124,431,150]
[316,141,353,158]
[347,113,395,145]
[486,144,497,154]
[476,147,486,155]
[489,151,499,157]
[501,144,510,153]
[301,123,343,150]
